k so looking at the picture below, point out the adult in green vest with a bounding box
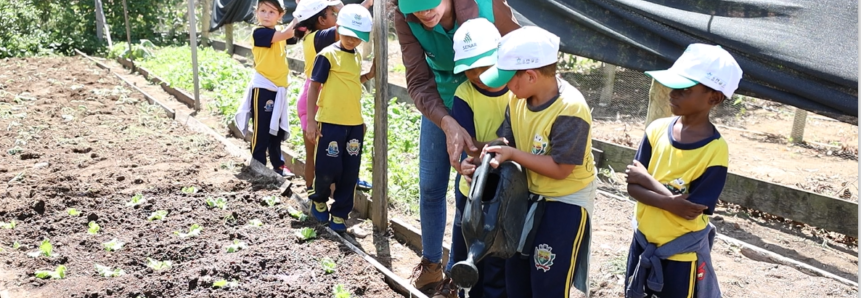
[392,0,519,296]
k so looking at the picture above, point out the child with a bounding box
[304,4,374,232]
[293,0,373,188]
[463,26,597,297]
[624,43,741,298]
[234,0,298,177]
[433,18,513,298]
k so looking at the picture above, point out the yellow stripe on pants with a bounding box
[564,206,587,297]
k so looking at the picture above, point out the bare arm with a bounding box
[492,0,521,36]
[486,146,575,180]
[271,18,298,43]
[628,184,707,220]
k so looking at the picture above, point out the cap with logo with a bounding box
[480,26,560,89]
[645,43,743,99]
[452,18,500,74]
[259,0,285,10]
[336,4,373,42]
[398,0,442,14]
[293,0,342,22]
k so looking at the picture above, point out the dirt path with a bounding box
[0,57,401,297]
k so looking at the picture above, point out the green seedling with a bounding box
[95,264,125,277]
[295,227,317,241]
[87,221,100,235]
[205,197,227,210]
[181,186,198,194]
[212,279,239,288]
[7,146,22,155]
[225,240,247,253]
[333,284,351,298]
[175,224,202,238]
[102,239,124,252]
[148,210,168,221]
[0,220,16,229]
[126,194,146,207]
[320,257,336,274]
[34,265,66,279]
[262,196,279,207]
[12,241,20,250]
[67,208,81,216]
[27,239,53,258]
[247,219,263,227]
[146,258,172,271]
[287,206,308,222]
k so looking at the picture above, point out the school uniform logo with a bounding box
[697,262,706,281]
[326,141,339,157]
[264,100,274,112]
[534,244,556,272]
[531,135,548,155]
[346,139,361,156]
[664,178,687,195]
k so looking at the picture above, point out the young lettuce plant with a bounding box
[27,239,54,258]
[205,197,227,210]
[212,279,239,288]
[247,219,263,227]
[95,264,125,277]
[146,258,173,271]
[147,210,168,221]
[126,194,146,207]
[0,220,16,229]
[225,240,247,253]
[333,284,352,298]
[67,208,81,216]
[34,265,66,279]
[181,186,198,194]
[287,206,308,222]
[262,196,279,207]
[295,227,317,241]
[87,221,100,235]
[102,239,125,252]
[175,224,202,238]
[320,257,336,274]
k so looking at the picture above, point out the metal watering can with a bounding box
[450,141,529,290]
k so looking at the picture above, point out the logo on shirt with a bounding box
[326,141,339,157]
[534,244,556,272]
[531,135,548,155]
[346,139,361,156]
[264,100,274,112]
[697,261,706,281]
[664,178,687,195]
[425,51,436,58]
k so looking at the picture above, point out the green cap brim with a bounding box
[480,66,516,89]
[644,70,698,89]
[398,0,441,14]
[453,50,497,74]
[338,26,370,42]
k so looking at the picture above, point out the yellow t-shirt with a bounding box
[251,26,289,87]
[451,82,516,195]
[310,44,363,126]
[634,117,729,261]
[500,78,595,197]
[301,27,339,78]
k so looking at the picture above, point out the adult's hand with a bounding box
[440,116,477,172]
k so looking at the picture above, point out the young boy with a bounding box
[623,43,741,298]
[463,26,597,297]
[234,0,298,177]
[433,18,514,298]
[304,4,375,232]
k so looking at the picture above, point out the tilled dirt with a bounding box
[0,57,401,297]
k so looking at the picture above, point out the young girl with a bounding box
[304,4,375,231]
[293,0,373,190]
[234,0,298,176]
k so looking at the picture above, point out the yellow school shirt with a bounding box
[634,116,729,261]
[310,44,363,126]
[251,26,289,87]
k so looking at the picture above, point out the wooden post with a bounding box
[94,0,112,47]
[371,0,389,232]
[201,0,212,45]
[224,23,235,55]
[188,0,202,111]
[645,79,673,127]
[121,0,133,61]
[599,62,616,107]
[790,108,807,143]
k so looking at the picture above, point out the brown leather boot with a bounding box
[432,276,458,298]
[410,257,443,292]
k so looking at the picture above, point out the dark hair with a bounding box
[294,7,332,40]
[257,0,284,13]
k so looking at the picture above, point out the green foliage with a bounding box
[148,210,169,221]
[146,258,173,271]
[67,208,81,216]
[181,186,198,194]
[262,196,280,207]
[333,284,352,298]
[107,40,156,60]
[175,224,203,238]
[287,206,308,222]
[102,239,125,252]
[247,219,264,227]
[34,265,66,279]
[27,239,53,258]
[205,197,227,210]
[213,279,239,288]
[88,221,100,235]
[295,227,317,241]
[0,220,16,229]
[225,240,247,253]
[126,194,146,206]
[320,257,336,274]
[95,264,125,277]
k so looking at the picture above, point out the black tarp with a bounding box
[209,0,363,32]
[211,0,858,123]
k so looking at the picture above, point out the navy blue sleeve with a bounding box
[252,27,276,48]
[687,166,728,215]
[314,27,339,52]
[310,55,331,84]
[495,106,515,148]
[451,96,476,139]
[286,37,298,45]
[634,134,652,168]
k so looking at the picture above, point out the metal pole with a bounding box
[790,108,808,143]
[188,0,202,111]
[121,0,133,67]
[371,0,389,232]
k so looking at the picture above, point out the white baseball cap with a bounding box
[480,26,560,89]
[452,18,501,74]
[293,0,342,22]
[336,4,373,42]
[646,43,743,99]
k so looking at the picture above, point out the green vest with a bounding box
[405,0,494,108]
